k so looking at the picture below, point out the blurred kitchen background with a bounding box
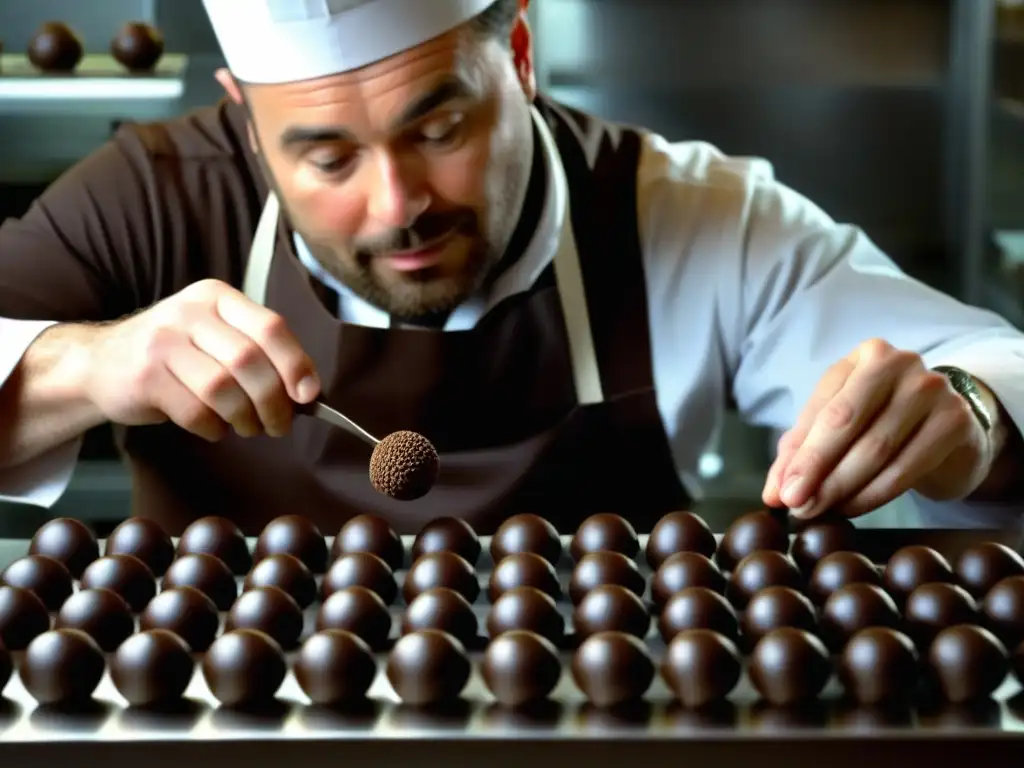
[0,0,1021,533]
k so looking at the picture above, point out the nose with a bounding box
[366,148,429,229]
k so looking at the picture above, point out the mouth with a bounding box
[382,231,456,273]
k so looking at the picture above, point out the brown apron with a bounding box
[123,104,690,535]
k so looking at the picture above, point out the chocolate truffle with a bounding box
[820,583,901,652]
[570,513,639,562]
[487,586,566,646]
[254,515,328,574]
[386,629,471,705]
[885,545,954,603]
[489,553,561,603]
[225,586,304,651]
[317,586,392,651]
[243,553,317,609]
[928,625,1009,703]
[111,629,194,707]
[717,510,788,572]
[177,516,252,575]
[726,550,802,609]
[903,582,978,648]
[568,551,644,605]
[748,627,832,706]
[140,586,219,652]
[838,627,918,705]
[203,629,287,707]
[80,554,156,613]
[369,430,439,501]
[807,551,881,605]
[402,587,478,647]
[956,542,1024,599]
[105,517,174,576]
[1,555,73,611]
[490,514,562,567]
[110,21,164,72]
[573,584,649,640]
[27,22,83,72]
[662,629,742,708]
[660,587,739,644]
[651,552,725,610]
[29,517,99,578]
[0,586,50,650]
[572,631,654,707]
[411,517,481,566]
[645,511,717,569]
[162,553,237,611]
[789,516,858,574]
[54,588,134,653]
[482,630,562,707]
[403,551,479,605]
[21,628,105,705]
[294,630,376,705]
[982,575,1024,649]
[332,514,404,571]
[741,586,816,650]
[322,552,397,606]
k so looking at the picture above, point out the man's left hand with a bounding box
[762,339,994,519]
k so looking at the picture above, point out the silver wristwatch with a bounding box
[932,365,994,433]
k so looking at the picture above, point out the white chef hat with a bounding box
[203,0,498,84]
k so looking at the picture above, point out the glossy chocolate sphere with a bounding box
[0,586,50,650]
[982,575,1024,649]
[651,552,725,610]
[2,554,73,611]
[482,630,562,706]
[316,586,392,651]
[105,517,174,576]
[884,545,954,603]
[741,586,816,650]
[486,586,566,646]
[660,586,739,643]
[402,587,478,647]
[29,517,99,578]
[956,542,1024,599]
[332,514,404,572]
[820,583,901,652]
[927,625,1009,703]
[225,586,303,651]
[21,628,105,705]
[903,583,978,648]
[411,517,481,566]
[243,553,317,609]
[726,550,802,609]
[838,627,918,705]
[202,629,287,706]
[789,516,858,573]
[177,516,252,575]
[572,631,654,707]
[80,554,156,612]
[662,629,742,708]
[386,629,471,705]
[140,586,219,652]
[322,552,397,605]
[110,21,164,72]
[294,630,376,705]
[573,584,649,640]
[748,627,832,706]
[489,553,561,602]
[490,514,562,566]
[54,588,134,652]
[110,629,194,706]
[27,22,83,72]
[403,551,479,605]
[645,511,717,569]
[162,553,237,611]
[807,551,881,605]
[254,515,328,574]
[717,510,788,572]
[568,551,644,605]
[570,513,639,561]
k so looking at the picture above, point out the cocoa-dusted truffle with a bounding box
[322,552,397,605]
[369,430,439,501]
[402,587,478,648]
[386,629,471,705]
[956,542,1024,599]
[403,551,479,605]
[645,511,716,569]
[317,586,392,651]
[741,586,816,650]
[748,627,831,706]
[332,514,404,571]
[573,584,649,640]
[140,586,219,652]
[29,517,99,578]
[807,551,881,605]
[838,627,918,705]
[489,553,561,602]
[0,586,49,650]
[254,515,328,574]
[1,554,73,611]
[177,516,252,575]
[202,629,287,707]
[243,553,317,609]
[884,545,954,603]
[662,629,742,708]
[110,21,164,72]
[982,575,1024,649]
[487,586,565,646]
[490,514,562,566]
[572,631,654,707]
[717,510,788,571]
[570,513,639,561]
[903,582,978,648]
[27,22,83,72]
[927,625,1008,703]
[21,628,105,705]
[411,517,480,566]
[651,552,725,610]
[820,583,900,652]
[789,516,858,574]
[726,550,802,609]
[482,630,562,707]
[225,586,304,651]
[162,553,237,611]
[105,517,174,576]
[294,630,376,705]
[568,551,644,605]
[660,587,739,644]
[111,629,194,707]
[80,554,156,613]
[54,588,134,653]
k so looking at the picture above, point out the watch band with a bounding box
[932,365,994,433]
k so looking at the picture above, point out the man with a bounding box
[0,0,1021,535]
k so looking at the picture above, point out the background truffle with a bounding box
[110,629,195,707]
[80,554,156,612]
[202,629,287,707]
[253,515,328,574]
[401,587,478,648]
[294,630,376,706]
[838,627,919,705]
[489,553,561,602]
[54,588,134,653]
[386,629,471,706]
[411,517,480,566]
[402,551,479,605]
[481,630,562,707]
[105,517,174,576]
[490,514,562,566]
[645,511,717,568]
[110,21,164,72]
[662,629,742,708]
[332,515,404,571]
[21,628,105,705]
[322,552,397,605]
[176,516,252,575]
[486,586,566,646]
[0,586,50,651]
[651,552,725,610]
[1,555,73,611]
[788,516,858,573]
[717,510,788,571]
[27,22,84,72]
[927,625,1009,703]
[573,584,649,640]
[659,587,740,644]
[140,586,219,653]
[748,627,832,706]
[28,517,99,578]
[570,513,639,561]
[317,586,393,651]
[571,631,654,707]
[568,551,644,605]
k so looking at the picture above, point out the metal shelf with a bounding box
[0,53,187,103]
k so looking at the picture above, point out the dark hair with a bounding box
[470,0,520,43]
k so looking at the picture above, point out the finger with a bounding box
[146,360,229,442]
[165,340,262,437]
[763,431,800,506]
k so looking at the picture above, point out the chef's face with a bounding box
[221,14,536,319]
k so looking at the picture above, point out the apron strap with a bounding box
[242,191,280,306]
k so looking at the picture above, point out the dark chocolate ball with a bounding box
[80,554,156,613]
[386,629,471,705]
[570,513,639,561]
[490,514,562,566]
[322,552,397,606]
[659,587,739,644]
[403,551,479,605]
[717,510,788,572]
[1,555,73,611]
[748,627,832,706]
[572,630,654,707]
[21,628,105,705]
[294,630,376,705]
[482,630,562,707]
[982,575,1024,649]
[411,517,480,566]
[820,583,901,652]
[662,629,742,708]
[162,553,237,611]
[243,553,317,609]
[254,515,328,574]
[332,514,404,571]
[726,551,802,609]
[789,516,858,573]
[139,586,219,652]
[928,625,1008,703]
[807,551,881,605]
[177,516,252,575]
[0,586,50,650]
[885,545,954,603]
[110,21,164,72]
[568,551,644,605]
[202,629,287,707]
[573,584,649,640]
[741,586,816,650]
[651,552,725,610]
[105,517,174,576]
[487,586,566,646]
[316,586,392,651]
[956,542,1024,599]
[54,588,134,653]
[838,627,919,705]
[645,511,717,569]
[27,22,84,72]
[489,553,561,603]
[110,629,194,707]
[225,586,303,651]
[402,587,478,647]
[903,582,978,649]
[29,517,99,578]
